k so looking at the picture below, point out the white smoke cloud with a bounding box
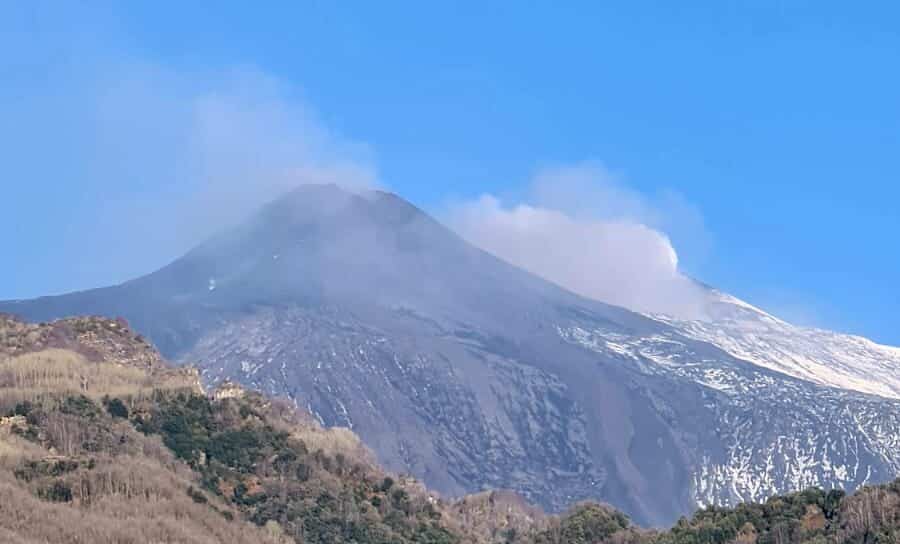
[447,162,712,319]
[90,64,379,247]
[3,59,381,296]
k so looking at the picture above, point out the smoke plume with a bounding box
[446,162,712,319]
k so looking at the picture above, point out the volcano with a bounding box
[7,184,900,526]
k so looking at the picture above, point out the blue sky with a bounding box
[2,2,899,344]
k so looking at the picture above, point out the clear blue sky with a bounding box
[3,2,899,344]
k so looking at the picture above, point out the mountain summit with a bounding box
[6,184,900,526]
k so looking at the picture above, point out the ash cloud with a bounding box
[446,162,712,319]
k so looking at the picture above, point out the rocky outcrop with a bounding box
[0,315,204,396]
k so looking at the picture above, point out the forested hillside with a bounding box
[3,313,900,544]
[0,315,469,543]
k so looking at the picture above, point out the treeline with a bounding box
[3,383,459,543]
[10,364,900,544]
[5,316,900,543]
[513,480,900,544]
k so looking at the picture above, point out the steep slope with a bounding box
[10,315,900,544]
[5,184,900,527]
[654,290,900,399]
[0,315,289,544]
[0,315,505,543]
[557,320,900,508]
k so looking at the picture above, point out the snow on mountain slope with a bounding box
[556,318,900,510]
[5,185,900,526]
[651,290,900,400]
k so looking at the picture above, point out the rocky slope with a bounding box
[1,314,555,543]
[558,317,900,509]
[0,316,288,544]
[9,315,900,544]
[4,184,900,527]
[655,291,900,399]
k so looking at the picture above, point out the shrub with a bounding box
[104,397,129,419]
[39,480,73,503]
[187,486,208,504]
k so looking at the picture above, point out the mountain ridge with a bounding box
[8,314,900,544]
[654,289,900,400]
[5,184,900,527]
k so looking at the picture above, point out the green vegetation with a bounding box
[6,315,900,544]
[132,389,458,544]
[515,484,900,544]
[528,503,634,544]
[103,396,129,418]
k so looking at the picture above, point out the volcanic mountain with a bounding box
[6,184,900,526]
